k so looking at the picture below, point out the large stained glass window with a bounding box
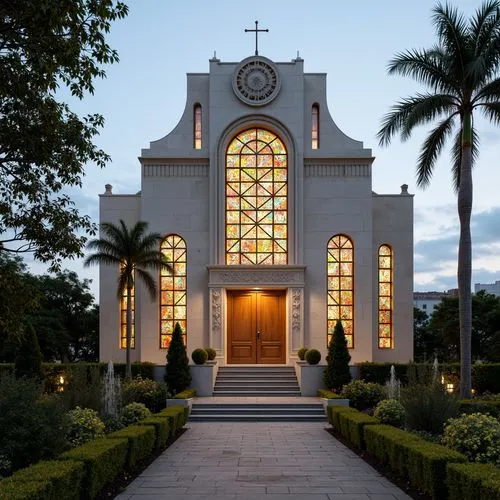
[226,128,287,265]
[312,104,319,149]
[327,235,354,348]
[120,270,135,349]
[378,244,393,349]
[194,104,202,149]
[160,235,187,348]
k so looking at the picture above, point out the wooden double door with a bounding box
[227,290,286,364]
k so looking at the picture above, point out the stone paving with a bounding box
[116,422,411,500]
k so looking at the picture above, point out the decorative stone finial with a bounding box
[104,184,113,195]
[400,184,409,195]
[210,50,219,62]
[293,50,303,62]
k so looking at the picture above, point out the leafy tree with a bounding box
[378,1,500,397]
[324,320,352,392]
[14,323,42,379]
[164,322,191,395]
[413,307,439,362]
[84,220,172,379]
[0,0,128,270]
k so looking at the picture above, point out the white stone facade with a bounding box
[99,55,414,366]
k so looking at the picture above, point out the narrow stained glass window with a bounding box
[120,268,135,349]
[160,235,187,349]
[378,244,393,349]
[327,235,354,348]
[312,104,319,149]
[226,128,287,265]
[194,104,202,149]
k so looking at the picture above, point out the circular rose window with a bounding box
[232,56,281,107]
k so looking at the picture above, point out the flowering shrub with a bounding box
[340,380,386,411]
[121,402,151,426]
[66,406,105,447]
[374,399,405,427]
[122,376,168,412]
[443,412,500,465]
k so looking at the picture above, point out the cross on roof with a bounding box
[245,20,269,56]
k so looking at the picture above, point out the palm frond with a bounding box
[416,114,456,188]
[100,221,128,248]
[84,252,121,268]
[471,1,500,58]
[85,239,123,259]
[116,269,131,299]
[480,101,500,124]
[136,268,157,300]
[474,77,500,102]
[451,124,480,192]
[137,233,162,254]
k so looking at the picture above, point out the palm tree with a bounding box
[378,1,500,398]
[84,220,172,379]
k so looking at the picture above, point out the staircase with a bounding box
[212,366,301,396]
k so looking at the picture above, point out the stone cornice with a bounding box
[303,157,375,165]
[207,265,306,287]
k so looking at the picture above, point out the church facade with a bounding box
[99,52,414,366]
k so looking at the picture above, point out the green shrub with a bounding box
[374,399,405,427]
[473,364,500,395]
[401,381,458,434]
[107,425,155,467]
[324,320,352,392]
[0,459,85,500]
[297,347,308,360]
[121,402,151,426]
[137,417,170,449]
[459,399,500,418]
[318,389,343,399]
[164,322,191,394]
[447,462,500,500]
[443,413,500,465]
[329,406,357,429]
[337,410,379,449]
[0,375,68,473]
[205,348,217,361]
[340,380,386,411]
[159,406,187,435]
[174,389,196,399]
[14,323,43,380]
[59,438,128,500]
[305,349,321,365]
[60,364,103,413]
[191,348,208,365]
[66,406,105,447]
[122,376,168,412]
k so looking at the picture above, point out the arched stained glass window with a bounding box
[120,269,135,349]
[327,235,354,348]
[378,244,393,349]
[160,235,187,348]
[226,128,287,265]
[194,104,202,149]
[312,104,319,149]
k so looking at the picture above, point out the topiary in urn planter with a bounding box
[191,348,208,365]
[205,347,217,361]
[305,349,321,365]
[297,347,308,361]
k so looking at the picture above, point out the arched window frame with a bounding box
[378,244,393,349]
[327,234,354,348]
[120,267,135,349]
[225,128,288,265]
[312,103,319,149]
[193,103,202,149]
[160,234,187,348]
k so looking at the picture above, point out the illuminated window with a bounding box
[312,104,319,149]
[327,235,354,348]
[226,128,287,265]
[160,235,187,348]
[378,244,393,349]
[194,104,202,149]
[120,270,135,349]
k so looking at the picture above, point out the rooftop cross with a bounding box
[245,20,269,56]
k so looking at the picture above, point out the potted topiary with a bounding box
[296,349,326,396]
[297,347,308,362]
[305,349,321,365]
[204,347,217,365]
[191,348,208,365]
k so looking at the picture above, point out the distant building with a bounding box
[413,291,455,315]
[474,280,500,297]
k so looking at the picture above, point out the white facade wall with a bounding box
[475,281,500,296]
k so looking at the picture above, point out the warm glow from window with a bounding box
[160,235,187,349]
[194,104,202,149]
[120,267,135,349]
[378,244,393,349]
[226,128,287,265]
[312,104,319,149]
[327,235,354,348]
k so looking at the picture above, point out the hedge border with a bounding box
[317,389,343,399]
[447,462,500,500]
[337,410,379,449]
[137,417,170,449]
[328,405,357,428]
[174,389,196,399]
[106,425,156,468]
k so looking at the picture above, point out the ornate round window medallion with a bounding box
[232,56,281,106]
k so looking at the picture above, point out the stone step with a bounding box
[212,390,301,396]
[189,414,326,422]
[214,380,299,386]
[192,409,323,416]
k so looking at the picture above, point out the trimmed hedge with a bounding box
[318,389,343,399]
[328,405,357,428]
[137,417,170,449]
[58,438,128,500]
[458,399,500,418]
[447,462,500,500]
[159,406,187,437]
[174,389,196,399]
[0,460,85,500]
[364,424,466,499]
[106,425,155,468]
[337,410,379,449]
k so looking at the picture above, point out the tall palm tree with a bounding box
[84,220,172,379]
[378,1,500,398]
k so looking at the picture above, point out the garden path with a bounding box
[116,422,411,500]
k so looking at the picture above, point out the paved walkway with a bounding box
[117,423,411,500]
